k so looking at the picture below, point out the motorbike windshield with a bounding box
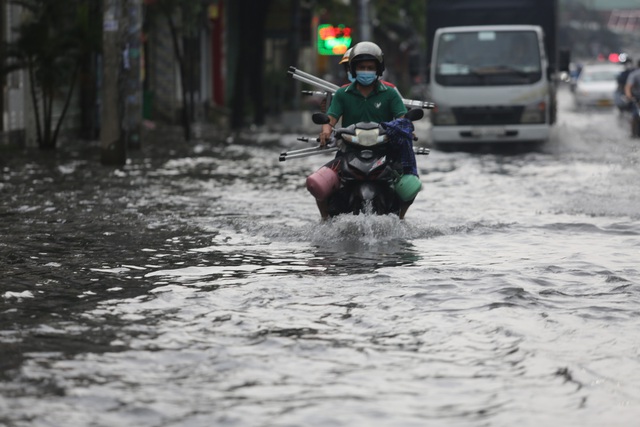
[434,30,543,87]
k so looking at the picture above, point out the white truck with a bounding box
[426,0,570,146]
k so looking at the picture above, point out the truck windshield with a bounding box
[434,30,542,86]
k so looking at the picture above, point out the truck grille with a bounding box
[452,106,524,126]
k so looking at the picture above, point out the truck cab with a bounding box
[424,0,569,147]
[429,25,553,145]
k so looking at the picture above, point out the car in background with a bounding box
[573,63,624,109]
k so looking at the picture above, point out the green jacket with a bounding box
[327,81,407,127]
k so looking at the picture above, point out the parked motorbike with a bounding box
[280,109,430,218]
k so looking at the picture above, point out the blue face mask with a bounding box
[355,71,377,86]
[347,73,356,83]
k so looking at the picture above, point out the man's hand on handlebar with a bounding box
[319,123,333,147]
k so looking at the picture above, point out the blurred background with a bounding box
[1,0,639,151]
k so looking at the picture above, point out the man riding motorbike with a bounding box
[615,54,635,114]
[320,46,402,112]
[339,46,400,93]
[311,41,413,219]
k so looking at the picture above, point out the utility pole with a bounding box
[101,0,126,165]
[1,0,6,133]
[358,0,372,42]
[122,0,142,150]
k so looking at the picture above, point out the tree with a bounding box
[2,0,101,150]
[144,0,206,141]
[0,0,5,134]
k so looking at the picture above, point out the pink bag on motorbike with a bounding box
[306,166,339,201]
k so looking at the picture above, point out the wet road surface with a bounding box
[1,87,640,426]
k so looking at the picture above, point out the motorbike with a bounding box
[279,108,430,218]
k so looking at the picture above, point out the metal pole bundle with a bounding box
[287,66,436,110]
[279,145,338,162]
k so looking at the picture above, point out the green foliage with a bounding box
[373,0,425,46]
[6,0,97,88]
[312,0,356,27]
[310,0,425,46]
[3,0,101,149]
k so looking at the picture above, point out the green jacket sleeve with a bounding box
[327,88,345,120]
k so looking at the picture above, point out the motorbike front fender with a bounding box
[351,182,399,215]
[358,182,377,202]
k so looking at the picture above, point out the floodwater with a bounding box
[1,87,639,427]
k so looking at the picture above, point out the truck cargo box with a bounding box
[426,0,558,70]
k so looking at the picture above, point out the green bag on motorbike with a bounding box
[394,174,422,202]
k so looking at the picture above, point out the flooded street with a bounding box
[2,86,640,426]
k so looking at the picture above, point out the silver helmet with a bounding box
[348,41,385,77]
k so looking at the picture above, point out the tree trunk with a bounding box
[122,0,143,149]
[79,1,101,140]
[101,0,126,165]
[166,11,190,141]
[52,63,80,146]
[42,86,53,149]
[27,65,44,148]
[0,0,5,133]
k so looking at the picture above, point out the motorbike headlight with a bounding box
[521,101,546,124]
[431,105,456,125]
[355,128,385,146]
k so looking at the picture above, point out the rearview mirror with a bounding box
[311,112,330,125]
[405,109,424,121]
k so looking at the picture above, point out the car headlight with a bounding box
[521,101,546,124]
[431,105,456,125]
